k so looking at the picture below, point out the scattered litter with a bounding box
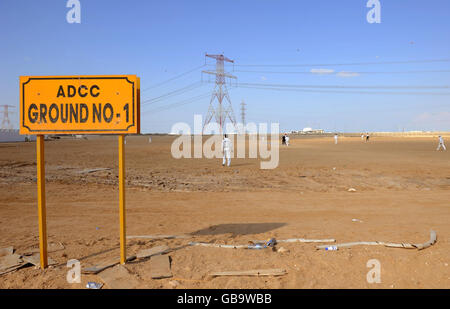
[0,254,23,275]
[189,242,248,249]
[82,256,136,274]
[171,277,205,283]
[86,282,103,289]
[248,238,276,249]
[265,238,276,247]
[0,247,14,257]
[0,263,24,276]
[277,247,289,253]
[136,245,170,259]
[22,254,57,267]
[274,238,335,244]
[210,268,287,277]
[168,280,180,288]
[76,168,111,174]
[325,246,338,251]
[352,218,363,222]
[127,235,189,240]
[23,242,65,255]
[98,265,140,289]
[316,230,437,251]
[189,237,335,250]
[348,188,357,192]
[247,243,264,250]
[150,255,172,279]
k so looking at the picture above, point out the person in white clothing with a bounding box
[285,134,290,146]
[334,133,338,144]
[222,134,232,166]
[437,135,446,151]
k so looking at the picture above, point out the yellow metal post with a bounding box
[36,135,48,269]
[118,135,126,264]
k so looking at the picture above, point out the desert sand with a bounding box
[0,134,449,289]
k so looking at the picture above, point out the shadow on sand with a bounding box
[190,223,286,236]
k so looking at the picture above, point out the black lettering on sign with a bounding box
[28,104,38,123]
[49,104,59,123]
[60,104,68,123]
[39,104,47,123]
[68,85,76,98]
[80,103,89,123]
[69,104,78,123]
[123,103,129,122]
[57,86,65,97]
[78,85,88,97]
[90,85,100,97]
[56,85,101,98]
[93,103,101,123]
[103,103,113,123]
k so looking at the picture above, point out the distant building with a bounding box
[300,127,324,134]
[0,129,35,142]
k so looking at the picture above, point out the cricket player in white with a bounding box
[285,134,290,146]
[222,134,232,166]
[334,133,338,144]
[437,135,446,151]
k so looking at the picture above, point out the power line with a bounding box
[236,82,450,90]
[234,69,450,75]
[233,58,450,67]
[141,64,206,92]
[142,92,211,114]
[141,81,203,105]
[237,84,450,96]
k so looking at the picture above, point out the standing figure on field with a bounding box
[334,133,338,144]
[361,133,365,141]
[285,134,290,146]
[366,133,370,142]
[437,135,446,151]
[222,134,232,166]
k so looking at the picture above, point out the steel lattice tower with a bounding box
[0,105,15,130]
[202,53,237,134]
[240,100,246,133]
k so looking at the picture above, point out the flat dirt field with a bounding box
[0,135,449,289]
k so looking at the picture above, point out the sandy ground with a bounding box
[0,134,449,289]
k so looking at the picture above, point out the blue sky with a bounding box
[1,0,450,133]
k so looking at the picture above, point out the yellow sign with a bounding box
[20,75,140,134]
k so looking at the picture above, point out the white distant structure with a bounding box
[0,129,35,142]
[297,127,324,134]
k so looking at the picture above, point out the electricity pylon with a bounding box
[240,100,246,134]
[0,105,15,130]
[202,53,237,134]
